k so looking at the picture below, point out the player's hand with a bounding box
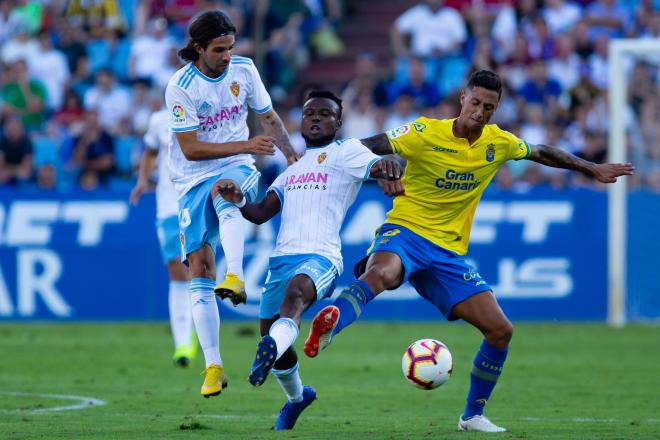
[372,157,403,181]
[129,180,151,205]
[244,136,276,156]
[286,153,300,165]
[380,179,405,197]
[213,179,245,204]
[591,162,635,183]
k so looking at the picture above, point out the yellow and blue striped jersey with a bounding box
[386,117,531,255]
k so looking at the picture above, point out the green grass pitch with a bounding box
[0,322,658,439]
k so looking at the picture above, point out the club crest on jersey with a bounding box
[412,122,426,132]
[486,144,496,162]
[230,81,240,97]
[388,124,410,139]
[317,152,328,164]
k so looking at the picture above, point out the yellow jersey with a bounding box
[386,117,531,255]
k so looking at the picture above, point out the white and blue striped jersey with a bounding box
[267,138,380,274]
[165,56,272,197]
[143,108,178,220]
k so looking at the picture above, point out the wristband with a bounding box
[235,197,246,208]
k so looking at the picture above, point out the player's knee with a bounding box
[490,321,513,348]
[187,257,215,280]
[364,264,398,291]
[281,285,305,312]
[167,260,189,281]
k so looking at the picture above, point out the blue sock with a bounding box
[331,280,375,336]
[463,340,508,420]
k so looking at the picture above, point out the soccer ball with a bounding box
[402,339,453,390]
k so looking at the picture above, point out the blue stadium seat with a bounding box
[32,136,59,167]
[118,0,137,30]
[86,39,112,74]
[108,176,135,191]
[112,38,132,82]
[437,56,469,97]
[114,135,137,175]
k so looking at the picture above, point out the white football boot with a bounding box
[457,415,506,432]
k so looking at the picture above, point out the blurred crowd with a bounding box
[331,0,660,192]
[0,0,340,191]
[0,0,658,193]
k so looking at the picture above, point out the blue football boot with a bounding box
[248,335,277,386]
[273,386,317,430]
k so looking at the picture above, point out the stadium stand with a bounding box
[0,0,658,192]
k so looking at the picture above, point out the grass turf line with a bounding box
[0,322,658,439]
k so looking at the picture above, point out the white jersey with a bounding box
[165,56,272,197]
[143,109,178,220]
[268,139,381,274]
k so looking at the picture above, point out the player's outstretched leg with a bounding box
[331,280,375,335]
[214,273,247,305]
[201,364,228,398]
[457,414,505,433]
[169,279,195,367]
[250,317,299,386]
[457,340,508,432]
[189,277,226,397]
[304,280,375,357]
[248,335,277,386]
[213,202,248,306]
[174,328,198,367]
[303,305,339,357]
[453,291,512,432]
[273,370,316,430]
[270,336,315,429]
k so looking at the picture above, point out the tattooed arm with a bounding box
[359,133,405,196]
[360,133,394,155]
[259,109,299,164]
[528,144,634,183]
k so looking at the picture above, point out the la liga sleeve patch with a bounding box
[387,124,411,139]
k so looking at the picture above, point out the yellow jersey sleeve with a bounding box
[499,128,531,161]
[386,117,430,160]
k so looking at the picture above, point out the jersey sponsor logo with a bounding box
[198,104,245,131]
[382,229,401,237]
[387,124,410,139]
[284,172,329,192]
[317,152,327,164]
[435,169,482,191]
[432,146,458,153]
[172,104,186,123]
[284,172,329,186]
[486,143,496,162]
[463,268,483,283]
[412,122,426,132]
[230,81,240,97]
